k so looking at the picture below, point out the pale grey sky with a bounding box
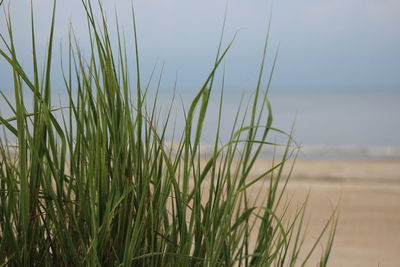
[1,0,399,91]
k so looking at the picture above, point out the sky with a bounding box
[0,0,399,92]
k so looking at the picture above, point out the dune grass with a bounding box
[0,1,336,266]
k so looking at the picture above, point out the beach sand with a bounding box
[249,159,400,267]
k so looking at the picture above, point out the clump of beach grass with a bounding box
[0,1,337,266]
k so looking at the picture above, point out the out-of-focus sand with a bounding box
[250,159,400,267]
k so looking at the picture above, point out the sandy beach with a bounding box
[250,159,400,267]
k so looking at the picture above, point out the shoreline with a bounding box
[251,158,400,184]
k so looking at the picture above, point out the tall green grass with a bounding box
[0,1,337,266]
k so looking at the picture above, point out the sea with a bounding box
[1,87,399,160]
[154,88,400,159]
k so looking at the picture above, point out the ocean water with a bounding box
[269,90,400,146]
[155,88,400,159]
[268,89,400,158]
[0,88,399,159]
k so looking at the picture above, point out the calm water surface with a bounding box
[156,88,400,159]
